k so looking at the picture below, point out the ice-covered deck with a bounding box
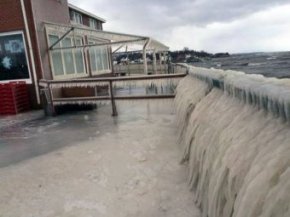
[0,101,200,217]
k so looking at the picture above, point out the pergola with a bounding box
[45,22,169,76]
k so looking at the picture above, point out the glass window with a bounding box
[102,47,109,70]
[49,35,87,78]
[75,39,85,74]
[89,18,97,29]
[0,32,31,81]
[97,22,102,30]
[89,42,97,72]
[62,38,75,74]
[49,35,64,76]
[71,11,83,24]
[95,47,103,71]
[89,41,111,74]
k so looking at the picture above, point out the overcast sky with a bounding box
[69,0,290,53]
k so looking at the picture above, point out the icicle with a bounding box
[50,81,109,89]
[54,100,109,106]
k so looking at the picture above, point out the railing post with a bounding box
[109,81,118,116]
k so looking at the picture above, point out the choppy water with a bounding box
[192,51,290,78]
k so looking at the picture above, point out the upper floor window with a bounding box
[70,11,83,24]
[97,22,103,30]
[89,18,97,29]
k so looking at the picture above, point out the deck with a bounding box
[0,101,200,217]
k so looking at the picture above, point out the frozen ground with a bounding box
[0,101,200,217]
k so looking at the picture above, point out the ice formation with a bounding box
[39,78,181,90]
[175,65,290,217]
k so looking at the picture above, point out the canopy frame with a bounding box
[45,22,169,75]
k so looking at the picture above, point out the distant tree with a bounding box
[183,47,189,52]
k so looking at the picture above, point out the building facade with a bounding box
[0,0,107,107]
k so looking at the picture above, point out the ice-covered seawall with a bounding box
[175,65,290,217]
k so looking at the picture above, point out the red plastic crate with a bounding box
[0,82,30,115]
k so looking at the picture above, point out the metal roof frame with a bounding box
[45,22,169,52]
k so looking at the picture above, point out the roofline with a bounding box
[68,3,106,23]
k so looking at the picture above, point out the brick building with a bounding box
[0,0,106,107]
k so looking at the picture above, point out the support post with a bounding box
[163,52,167,73]
[143,47,147,74]
[109,46,115,75]
[85,36,93,77]
[109,81,118,116]
[143,39,150,74]
[153,50,157,74]
[159,52,162,73]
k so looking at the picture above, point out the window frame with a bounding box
[70,11,83,25]
[0,31,32,84]
[89,18,97,30]
[88,39,111,75]
[48,34,87,80]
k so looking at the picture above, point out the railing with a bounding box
[39,67,188,116]
[113,62,188,75]
[114,63,168,75]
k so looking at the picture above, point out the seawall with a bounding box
[175,65,290,217]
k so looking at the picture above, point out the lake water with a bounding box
[192,51,290,78]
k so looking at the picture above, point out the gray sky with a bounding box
[69,0,290,53]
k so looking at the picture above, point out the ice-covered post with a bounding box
[47,82,56,116]
[109,81,118,116]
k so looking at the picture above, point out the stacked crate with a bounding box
[0,82,30,115]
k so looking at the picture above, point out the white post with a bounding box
[163,52,167,73]
[159,52,162,73]
[153,50,157,74]
[143,39,150,74]
[20,0,40,104]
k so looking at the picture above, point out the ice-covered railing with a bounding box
[175,66,290,217]
[186,65,290,121]
[39,71,187,116]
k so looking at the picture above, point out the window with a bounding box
[0,32,31,82]
[48,35,86,79]
[89,41,110,74]
[97,22,103,30]
[49,35,64,76]
[70,11,83,24]
[89,18,97,29]
[75,39,85,74]
[62,38,75,74]
[101,47,110,70]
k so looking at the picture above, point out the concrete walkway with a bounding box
[0,101,200,217]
